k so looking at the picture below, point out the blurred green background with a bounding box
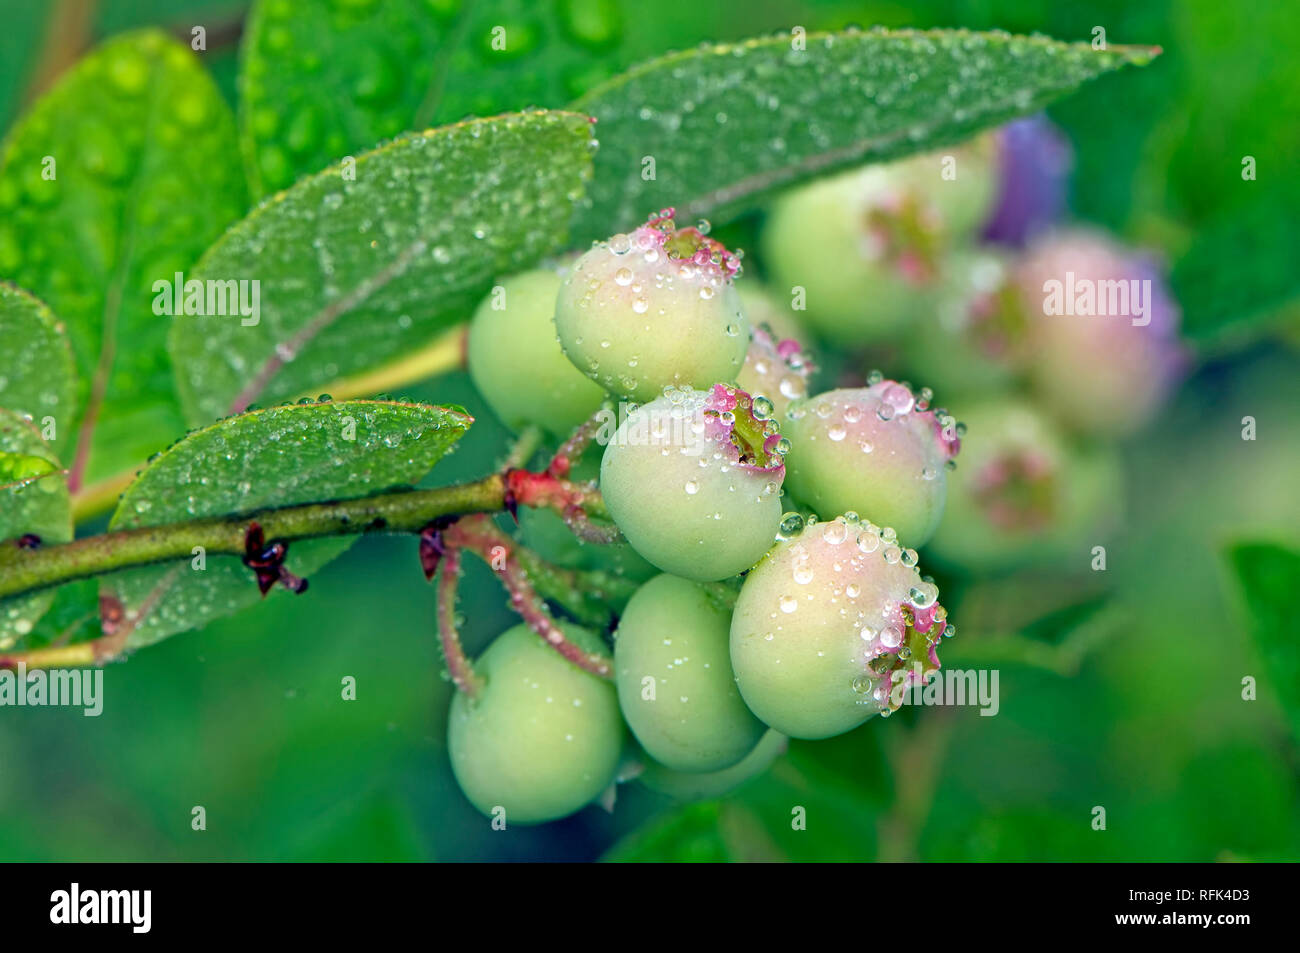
[1,0,1297,861]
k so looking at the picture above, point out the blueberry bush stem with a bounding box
[0,466,616,608]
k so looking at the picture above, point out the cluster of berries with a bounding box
[456,203,960,824]
[451,118,1182,824]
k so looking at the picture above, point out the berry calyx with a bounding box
[614,574,766,772]
[782,379,960,547]
[600,384,787,581]
[447,622,623,825]
[554,209,750,401]
[729,514,951,739]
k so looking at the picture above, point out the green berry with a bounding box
[600,385,787,581]
[735,282,809,342]
[926,397,1122,572]
[761,140,994,348]
[730,514,950,739]
[902,250,1024,398]
[447,623,623,825]
[782,381,960,547]
[467,269,607,434]
[554,209,750,402]
[614,574,766,772]
[639,729,788,800]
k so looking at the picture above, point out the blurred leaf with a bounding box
[1172,192,1300,342]
[571,28,1157,238]
[0,409,71,649]
[279,792,430,862]
[603,801,734,861]
[239,0,701,196]
[1227,542,1300,743]
[0,29,247,484]
[0,285,76,461]
[104,399,471,649]
[239,0,461,196]
[169,111,594,425]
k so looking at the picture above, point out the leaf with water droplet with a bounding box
[104,399,471,649]
[0,409,71,649]
[571,28,1159,238]
[240,0,667,196]
[1227,542,1300,744]
[0,285,76,462]
[0,30,248,486]
[170,111,595,426]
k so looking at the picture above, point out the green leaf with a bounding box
[169,110,595,426]
[104,399,471,649]
[603,801,734,862]
[239,0,680,197]
[1227,542,1300,743]
[0,29,248,486]
[571,28,1158,239]
[0,409,71,650]
[1172,191,1300,342]
[239,0,461,196]
[0,284,77,462]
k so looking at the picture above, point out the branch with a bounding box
[0,475,511,602]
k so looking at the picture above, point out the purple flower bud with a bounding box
[982,115,1073,247]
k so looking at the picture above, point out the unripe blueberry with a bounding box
[639,729,788,800]
[467,269,607,434]
[600,384,787,581]
[782,380,960,547]
[1013,229,1185,437]
[902,250,1024,398]
[761,139,996,347]
[730,514,950,739]
[447,623,623,824]
[926,397,1122,572]
[736,323,815,419]
[614,574,766,772]
[736,282,808,342]
[554,209,749,402]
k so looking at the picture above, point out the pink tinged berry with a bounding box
[600,384,787,582]
[736,323,816,419]
[927,398,1122,572]
[1014,229,1186,437]
[729,513,951,740]
[554,209,750,402]
[782,379,961,548]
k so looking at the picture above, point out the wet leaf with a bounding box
[169,110,594,426]
[571,28,1158,239]
[240,0,669,196]
[0,285,77,462]
[105,399,471,649]
[0,30,248,485]
[0,409,71,649]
